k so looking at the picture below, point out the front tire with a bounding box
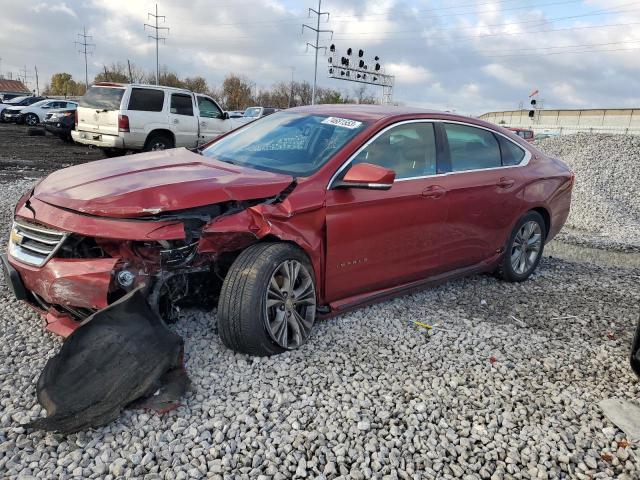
[497,211,546,282]
[24,113,39,126]
[217,243,317,356]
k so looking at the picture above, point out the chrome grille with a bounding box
[8,219,68,267]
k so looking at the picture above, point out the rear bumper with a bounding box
[72,130,124,149]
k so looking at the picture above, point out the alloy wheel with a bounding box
[264,259,316,350]
[26,114,38,126]
[150,142,166,150]
[510,220,542,275]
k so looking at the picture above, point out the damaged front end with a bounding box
[5,182,303,336]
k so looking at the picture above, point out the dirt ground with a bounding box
[0,123,105,181]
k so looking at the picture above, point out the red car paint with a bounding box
[7,105,573,336]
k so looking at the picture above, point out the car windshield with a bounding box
[29,100,50,108]
[4,96,28,104]
[243,107,262,118]
[80,86,125,110]
[202,112,368,176]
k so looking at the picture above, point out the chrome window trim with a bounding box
[327,119,531,190]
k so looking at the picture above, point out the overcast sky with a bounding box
[1,0,639,114]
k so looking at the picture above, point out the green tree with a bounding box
[44,73,85,96]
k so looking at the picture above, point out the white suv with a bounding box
[72,83,239,155]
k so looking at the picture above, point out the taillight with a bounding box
[118,114,130,132]
[74,110,78,127]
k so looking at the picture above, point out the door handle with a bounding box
[421,185,446,199]
[173,119,179,124]
[496,177,515,189]
[200,121,207,127]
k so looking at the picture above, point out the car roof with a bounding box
[286,104,498,128]
[92,82,193,94]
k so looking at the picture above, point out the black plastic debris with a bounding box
[632,320,640,379]
[26,287,189,434]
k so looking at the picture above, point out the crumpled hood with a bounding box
[33,148,294,218]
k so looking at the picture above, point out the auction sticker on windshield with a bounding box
[321,117,363,129]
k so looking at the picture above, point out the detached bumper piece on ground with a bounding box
[632,320,640,378]
[26,288,189,435]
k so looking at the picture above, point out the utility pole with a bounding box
[302,0,332,105]
[288,66,295,108]
[19,65,31,91]
[145,4,169,86]
[127,59,133,83]
[75,26,95,89]
[34,65,39,96]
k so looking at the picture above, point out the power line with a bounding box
[180,0,633,29]
[145,3,169,86]
[302,0,332,105]
[484,38,640,54]
[487,45,640,58]
[75,26,95,89]
[331,3,640,38]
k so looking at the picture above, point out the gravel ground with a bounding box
[536,134,640,252]
[0,125,639,479]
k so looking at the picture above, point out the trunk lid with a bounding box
[33,148,294,218]
[76,85,126,136]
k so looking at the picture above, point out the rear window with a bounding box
[499,136,526,166]
[170,93,193,116]
[79,87,125,110]
[128,88,165,112]
[444,123,502,172]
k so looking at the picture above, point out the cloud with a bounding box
[386,63,431,84]
[30,2,77,18]
[1,0,639,115]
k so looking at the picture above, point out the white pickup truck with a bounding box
[72,83,240,155]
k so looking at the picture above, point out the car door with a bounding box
[324,121,450,302]
[196,95,229,144]
[434,122,525,270]
[168,93,199,148]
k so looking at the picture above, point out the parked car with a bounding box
[44,107,78,141]
[243,106,279,119]
[508,127,535,142]
[0,93,27,102]
[0,95,44,122]
[3,106,574,355]
[235,106,280,126]
[5,99,77,126]
[72,83,240,156]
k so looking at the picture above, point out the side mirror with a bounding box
[223,111,230,120]
[334,162,395,190]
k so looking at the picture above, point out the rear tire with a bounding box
[497,211,546,282]
[217,243,317,356]
[144,133,174,151]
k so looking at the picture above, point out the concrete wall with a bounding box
[479,108,640,135]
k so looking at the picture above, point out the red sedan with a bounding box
[3,106,573,355]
